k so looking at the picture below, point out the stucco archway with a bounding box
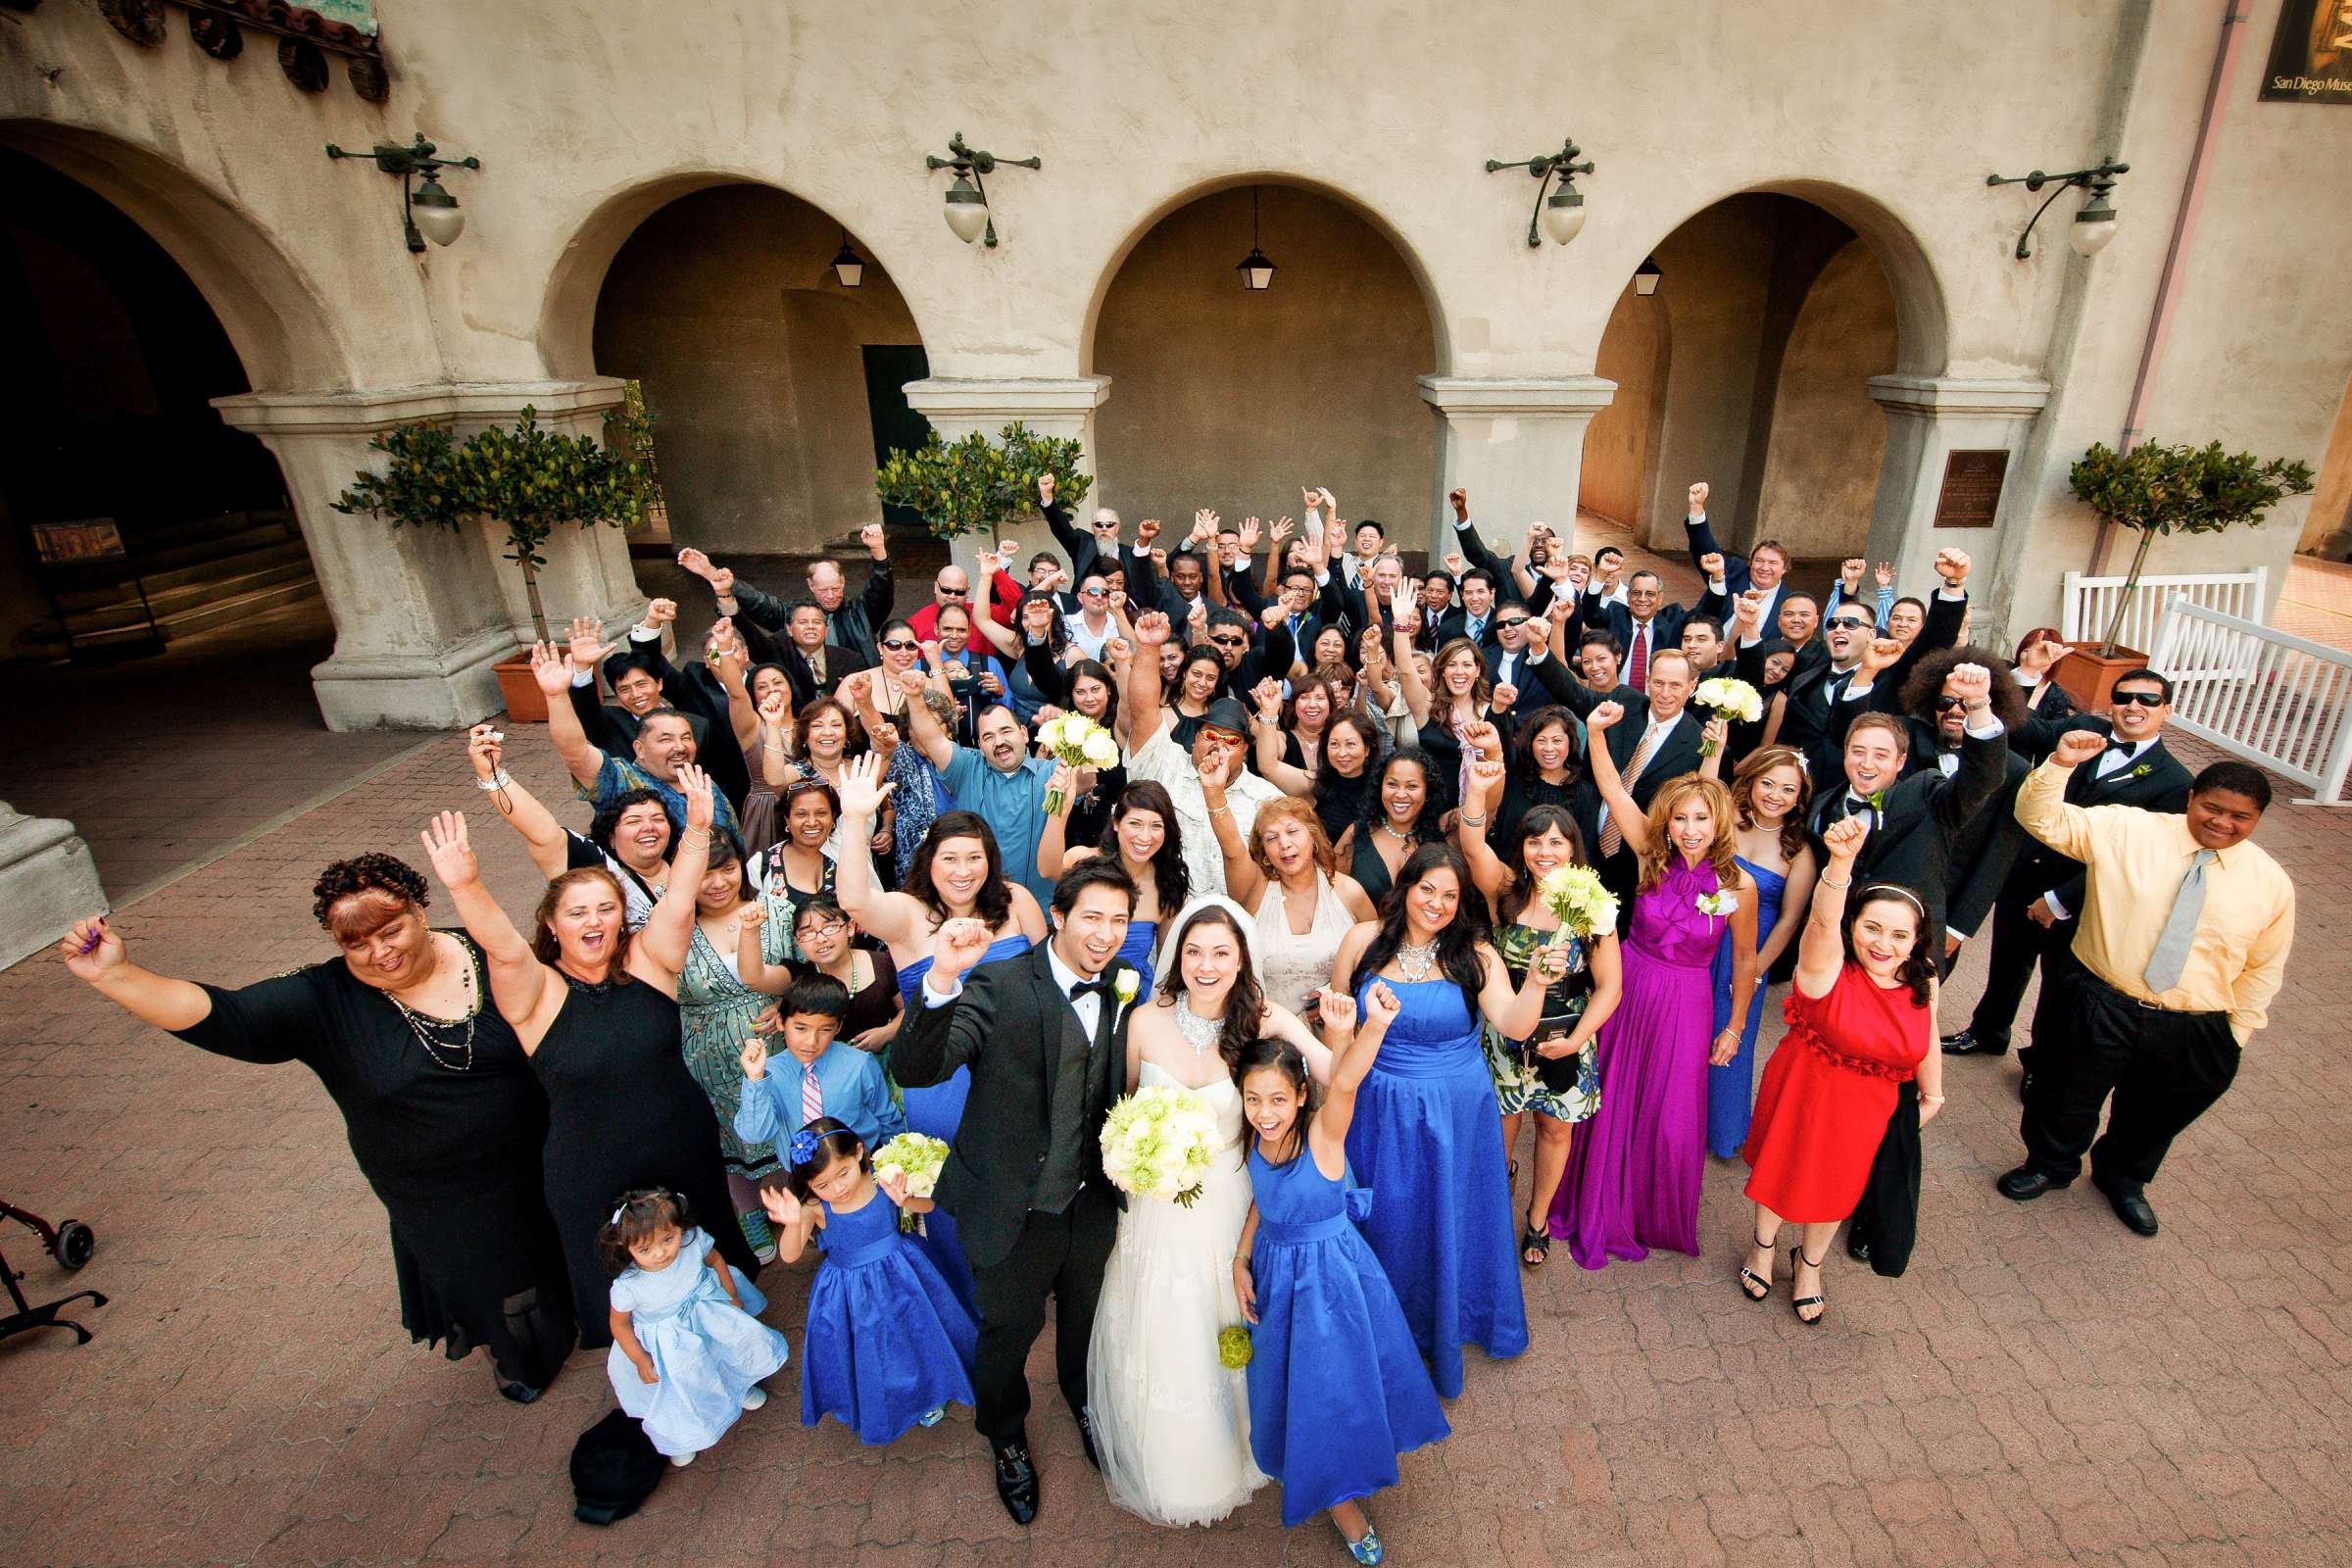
[1584,182,1944,559]
[1081,176,1446,536]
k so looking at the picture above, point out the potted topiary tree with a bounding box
[335,406,651,720]
[875,420,1092,564]
[2059,438,2314,710]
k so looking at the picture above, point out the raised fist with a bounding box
[1934,548,1971,587]
[1687,481,1710,514]
[1946,662,1991,707]
[1699,552,1725,580]
[740,1036,769,1080]
[2051,728,2107,769]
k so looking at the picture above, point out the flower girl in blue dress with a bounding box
[760,1118,980,1446]
[1232,983,1449,1566]
[602,1188,790,1466]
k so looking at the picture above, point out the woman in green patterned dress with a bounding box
[1456,762,1623,1269]
[679,828,798,1258]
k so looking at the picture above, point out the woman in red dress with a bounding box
[1737,815,1944,1323]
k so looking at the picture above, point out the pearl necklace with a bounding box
[1174,997,1224,1057]
[1395,940,1439,982]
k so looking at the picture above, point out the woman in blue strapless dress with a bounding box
[1233,989,1447,1564]
[1329,844,1565,1398]
[1703,746,1817,1158]
[835,756,1049,1314]
[1036,776,1189,1001]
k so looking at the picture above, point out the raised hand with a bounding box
[567,616,608,670]
[1301,485,1321,512]
[836,751,896,818]
[758,1184,804,1229]
[1044,762,1077,815]
[1934,548,1971,588]
[1468,755,1506,798]
[740,1035,769,1080]
[467,722,504,779]
[1269,515,1295,546]
[1522,612,1552,655]
[1252,677,1284,720]
[877,1168,912,1207]
[1539,553,1572,583]
[708,562,735,598]
[1699,552,1726,581]
[757,687,790,725]
[974,546,1002,578]
[1136,516,1162,546]
[1260,601,1288,630]
[1947,662,1992,710]
[1186,601,1208,640]
[1132,611,1172,649]
[739,904,765,938]
[859,522,887,556]
[1037,470,1055,505]
[1363,980,1402,1028]
[1859,636,1904,674]
[57,915,122,985]
[676,547,714,579]
[839,669,872,707]
[1103,637,1133,667]
[530,639,573,696]
[645,597,678,628]
[1237,515,1261,553]
[1875,561,1895,589]
[1688,480,1710,515]
[1839,558,1867,588]
[676,762,715,832]
[1316,987,1358,1037]
[1732,590,1763,630]
[1192,509,1219,542]
[1588,700,1624,733]
[1492,682,1519,711]
[1388,583,1417,625]
[1703,713,1730,752]
[418,810,480,890]
[1443,551,1468,578]
[2016,637,2060,678]
[1821,813,1869,862]
[2051,728,2108,769]
[933,915,994,982]
[1448,487,1468,521]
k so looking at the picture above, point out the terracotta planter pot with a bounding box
[493,655,550,722]
[2052,640,2149,712]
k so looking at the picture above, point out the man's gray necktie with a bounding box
[2142,849,2218,993]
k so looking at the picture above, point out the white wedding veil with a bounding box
[1150,893,1259,1001]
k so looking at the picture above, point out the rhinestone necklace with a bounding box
[1395,940,1439,983]
[1174,997,1224,1057]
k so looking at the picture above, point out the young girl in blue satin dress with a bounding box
[760,1118,979,1446]
[602,1189,789,1466]
[1234,984,1448,1566]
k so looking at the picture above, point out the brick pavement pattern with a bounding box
[5,554,2350,1565]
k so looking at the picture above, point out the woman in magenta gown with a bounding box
[1548,719,1756,1269]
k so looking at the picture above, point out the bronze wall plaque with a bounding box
[1933,449,2009,529]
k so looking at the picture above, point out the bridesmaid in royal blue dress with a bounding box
[1233,990,1448,1565]
[1701,741,1817,1157]
[834,756,1047,1313]
[1550,709,1758,1268]
[1036,776,1189,1000]
[1329,844,1563,1398]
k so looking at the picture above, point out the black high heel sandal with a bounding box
[1789,1246,1828,1325]
[1521,1221,1551,1270]
[1737,1232,1773,1301]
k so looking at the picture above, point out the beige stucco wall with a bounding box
[2304,379,2352,555]
[0,0,2345,667]
[1754,240,1898,562]
[1579,282,1668,530]
[1091,185,1435,538]
[590,184,921,555]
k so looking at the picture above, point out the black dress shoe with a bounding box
[1076,1411,1101,1472]
[1845,1234,1872,1263]
[1996,1165,2070,1201]
[991,1442,1039,1526]
[494,1378,544,1405]
[1940,1028,2006,1056]
[2094,1179,2160,1237]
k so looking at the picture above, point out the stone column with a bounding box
[1417,377,1617,565]
[1864,375,2052,639]
[901,376,1112,576]
[214,379,646,731]
[0,805,105,970]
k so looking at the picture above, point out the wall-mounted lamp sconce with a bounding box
[923,132,1041,247]
[324,132,479,253]
[1634,256,1663,296]
[829,228,866,287]
[1485,138,1594,247]
[1235,186,1277,290]
[1985,156,2130,259]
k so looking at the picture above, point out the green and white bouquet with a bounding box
[1100,1084,1218,1208]
[872,1131,951,1234]
[1037,712,1122,816]
[1538,864,1620,940]
[1692,676,1764,755]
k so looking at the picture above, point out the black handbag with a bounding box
[570,1410,665,1526]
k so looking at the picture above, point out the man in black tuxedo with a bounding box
[1484,602,1585,718]
[1807,664,2007,953]
[1038,470,1122,588]
[1549,648,1710,924]
[1892,644,2034,975]
[888,859,1143,1525]
[1682,478,1801,634]
[1943,668,2192,1069]
[1435,566,1506,653]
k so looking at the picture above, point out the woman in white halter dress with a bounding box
[1085,896,1333,1527]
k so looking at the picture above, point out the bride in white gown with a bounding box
[1086,896,1336,1528]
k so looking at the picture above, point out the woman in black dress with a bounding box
[419,761,757,1349]
[58,858,574,1400]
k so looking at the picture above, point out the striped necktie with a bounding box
[801,1063,823,1125]
[1597,722,1664,858]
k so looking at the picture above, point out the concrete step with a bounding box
[156,575,321,640]
[64,557,317,632]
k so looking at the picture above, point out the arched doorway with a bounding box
[1085,182,1440,538]
[0,146,311,659]
[585,184,928,558]
[1581,191,1918,564]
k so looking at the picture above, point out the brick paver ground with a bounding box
[4,532,2348,1567]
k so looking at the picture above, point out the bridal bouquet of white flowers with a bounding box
[1100,1084,1218,1208]
[1538,863,1620,940]
[1037,713,1122,815]
[872,1132,952,1233]
[1693,676,1765,755]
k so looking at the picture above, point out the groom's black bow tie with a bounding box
[1070,975,1114,1002]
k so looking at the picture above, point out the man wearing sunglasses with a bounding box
[1945,669,2191,1082]
[1484,602,1583,718]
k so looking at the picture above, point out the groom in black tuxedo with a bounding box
[889,858,1142,1526]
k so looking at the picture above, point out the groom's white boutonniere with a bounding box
[1695,888,1740,918]
[1112,968,1139,1006]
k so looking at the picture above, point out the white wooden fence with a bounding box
[2149,601,2352,807]
[2061,566,2269,658]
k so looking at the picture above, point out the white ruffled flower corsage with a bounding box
[1112,968,1139,1005]
[1695,889,1740,918]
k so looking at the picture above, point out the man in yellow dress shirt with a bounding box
[1995,731,2296,1236]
